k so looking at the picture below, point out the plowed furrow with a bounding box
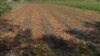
[10,7,31,25]
[44,5,95,33]
[40,5,85,44]
[43,5,86,31]
[31,5,45,39]
[1,4,100,56]
[36,6,56,35]
[1,5,34,48]
[50,5,100,22]
[4,5,29,21]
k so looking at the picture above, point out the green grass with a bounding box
[47,1,100,11]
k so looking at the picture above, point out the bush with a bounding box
[0,0,11,17]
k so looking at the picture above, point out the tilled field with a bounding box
[0,4,100,56]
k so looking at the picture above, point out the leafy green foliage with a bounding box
[0,0,11,17]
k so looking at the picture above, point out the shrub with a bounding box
[0,0,11,17]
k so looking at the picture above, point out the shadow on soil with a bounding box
[0,18,21,33]
[0,28,35,56]
[84,21,100,31]
[64,21,100,56]
[41,34,74,56]
[12,29,33,48]
[0,19,16,56]
[64,21,100,43]
[0,30,94,56]
[0,18,17,51]
[42,34,73,52]
[0,19,99,56]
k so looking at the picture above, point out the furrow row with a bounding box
[40,5,85,44]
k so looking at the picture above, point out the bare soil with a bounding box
[0,4,100,56]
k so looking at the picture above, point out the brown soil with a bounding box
[0,4,100,56]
